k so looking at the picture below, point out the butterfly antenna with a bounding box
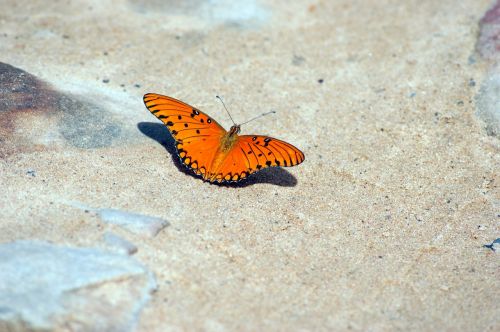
[240,110,276,126]
[216,95,236,126]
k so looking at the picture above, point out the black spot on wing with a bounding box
[253,144,272,165]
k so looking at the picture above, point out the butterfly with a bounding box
[143,93,305,183]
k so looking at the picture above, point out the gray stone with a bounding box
[0,241,157,332]
[57,94,122,149]
[98,208,169,238]
[477,0,500,61]
[476,69,500,137]
[484,238,500,252]
[103,232,139,255]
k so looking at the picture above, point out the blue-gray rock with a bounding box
[103,232,139,255]
[0,241,157,331]
[98,208,169,238]
[476,69,500,137]
[483,238,500,252]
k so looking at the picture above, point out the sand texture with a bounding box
[0,0,499,331]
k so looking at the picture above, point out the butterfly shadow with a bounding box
[137,122,298,187]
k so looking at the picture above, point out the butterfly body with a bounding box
[143,93,304,183]
[219,125,240,152]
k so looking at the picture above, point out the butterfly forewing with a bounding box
[144,93,226,139]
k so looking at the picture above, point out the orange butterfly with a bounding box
[143,93,305,183]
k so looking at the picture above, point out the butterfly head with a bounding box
[228,125,241,136]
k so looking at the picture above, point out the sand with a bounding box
[0,0,499,331]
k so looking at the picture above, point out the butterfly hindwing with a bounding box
[175,136,222,177]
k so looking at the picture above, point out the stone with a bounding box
[0,241,157,331]
[484,238,500,252]
[103,232,139,255]
[477,0,500,61]
[98,208,169,238]
[475,69,500,137]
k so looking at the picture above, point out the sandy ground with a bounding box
[0,0,499,331]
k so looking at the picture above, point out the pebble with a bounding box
[103,232,138,255]
[98,208,169,238]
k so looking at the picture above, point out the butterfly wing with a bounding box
[213,135,305,182]
[143,93,226,177]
